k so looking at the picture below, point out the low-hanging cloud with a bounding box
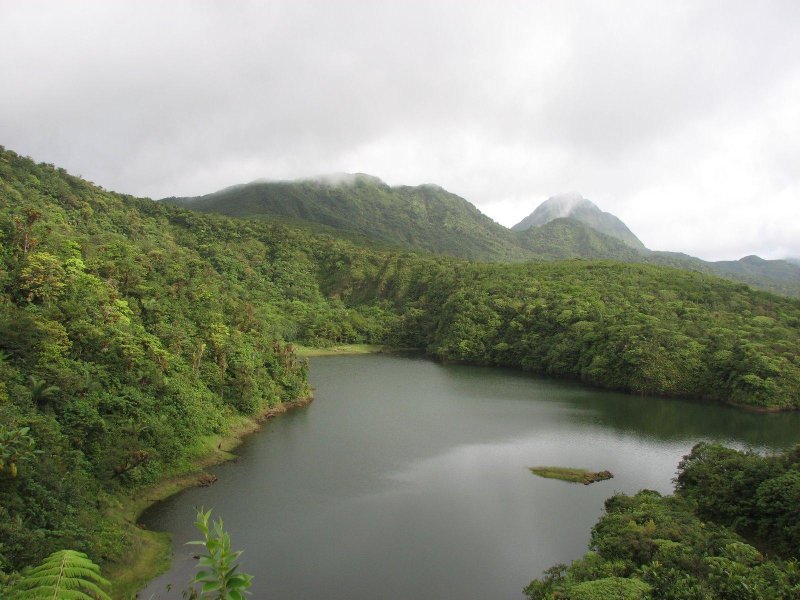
[1,0,799,261]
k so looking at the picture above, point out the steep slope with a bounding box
[166,175,528,261]
[511,192,646,250]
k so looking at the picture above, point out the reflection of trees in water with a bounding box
[439,360,800,450]
[568,392,800,449]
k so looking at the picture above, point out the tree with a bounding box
[0,424,39,478]
[29,376,60,408]
[18,252,66,305]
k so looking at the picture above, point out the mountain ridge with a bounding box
[165,176,530,261]
[165,175,800,298]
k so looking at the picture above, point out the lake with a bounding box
[139,354,800,599]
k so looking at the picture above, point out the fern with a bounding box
[11,549,111,600]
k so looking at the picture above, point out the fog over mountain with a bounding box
[2,1,799,261]
[168,174,800,297]
[512,193,646,250]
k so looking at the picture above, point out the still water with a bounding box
[139,354,800,599]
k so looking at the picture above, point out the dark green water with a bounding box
[139,354,800,600]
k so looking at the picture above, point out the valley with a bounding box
[1,146,799,598]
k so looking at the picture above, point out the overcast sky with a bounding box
[2,1,799,261]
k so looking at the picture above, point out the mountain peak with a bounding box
[512,193,646,250]
[539,192,593,217]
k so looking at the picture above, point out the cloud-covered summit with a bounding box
[512,193,646,250]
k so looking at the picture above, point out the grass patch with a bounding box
[295,343,387,356]
[530,466,614,485]
[104,525,171,600]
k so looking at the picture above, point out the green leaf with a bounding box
[10,550,111,600]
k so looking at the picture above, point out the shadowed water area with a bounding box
[139,354,800,600]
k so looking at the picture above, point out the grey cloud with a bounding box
[1,0,799,260]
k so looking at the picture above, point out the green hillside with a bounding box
[168,177,800,298]
[513,217,642,260]
[166,175,529,261]
[645,251,800,299]
[319,255,800,410]
[511,192,646,250]
[1,146,800,594]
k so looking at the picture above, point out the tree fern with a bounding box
[11,549,111,600]
[29,375,60,407]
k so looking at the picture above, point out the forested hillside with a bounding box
[525,443,800,599]
[513,218,643,260]
[1,146,800,591]
[166,175,529,261]
[645,251,800,299]
[511,192,646,250]
[169,176,800,297]
[0,148,327,578]
[316,251,800,409]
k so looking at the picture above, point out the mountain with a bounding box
[513,218,642,261]
[511,192,646,250]
[165,175,530,261]
[167,178,800,298]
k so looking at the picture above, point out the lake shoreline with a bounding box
[295,343,422,357]
[298,345,795,413]
[116,346,793,597]
[109,343,402,597]
[132,352,800,600]
[432,355,798,413]
[105,394,314,599]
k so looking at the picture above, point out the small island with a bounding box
[530,466,614,485]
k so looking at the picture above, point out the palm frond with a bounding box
[12,549,111,600]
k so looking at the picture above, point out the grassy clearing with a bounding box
[295,343,387,356]
[530,466,614,485]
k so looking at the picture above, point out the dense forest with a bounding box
[168,176,800,297]
[525,443,800,599]
[319,255,800,409]
[1,146,800,597]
